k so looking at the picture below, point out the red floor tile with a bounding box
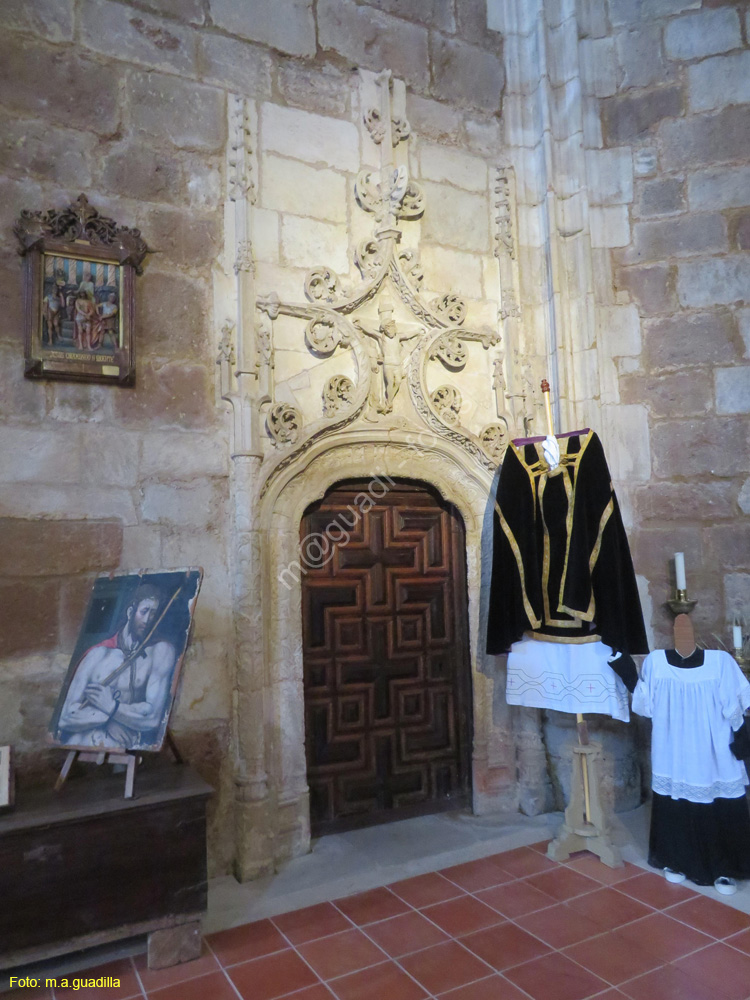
[475,879,556,918]
[327,960,428,1000]
[565,856,641,885]
[503,951,608,1000]
[516,901,606,949]
[399,941,492,995]
[615,871,696,910]
[439,857,514,892]
[527,840,553,854]
[460,921,551,972]
[134,943,219,992]
[364,910,449,957]
[421,895,504,936]
[666,894,750,939]
[389,872,465,908]
[489,846,557,878]
[525,866,601,902]
[284,988,337,1000]
[0,991,51,1000]
[725,926,750,954]
[298,928,386,980]
[562,927,663,985]
[207,918,288,966]
[334,887,409,925]
[272,902,353,944]
[673,941,750,1000]
[616,911,713,963]
[147,970,237,1000]
[565,887,652,932]
[53,959,142,1000]
[436,974,530,998]
[227,950,319,1000]
[618,963,718,1000]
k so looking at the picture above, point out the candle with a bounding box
[734,624,743,650]
[675,552,686,591]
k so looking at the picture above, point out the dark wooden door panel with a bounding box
[301,480,471,834]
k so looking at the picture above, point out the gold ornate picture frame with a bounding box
[14,194,151,385]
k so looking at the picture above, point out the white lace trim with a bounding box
[652,773,748,803]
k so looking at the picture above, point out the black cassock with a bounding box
[486,430,648,686]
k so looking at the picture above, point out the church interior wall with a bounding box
[0,0,748,878]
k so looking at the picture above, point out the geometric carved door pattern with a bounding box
[301,479,472,835]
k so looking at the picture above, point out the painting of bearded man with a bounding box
[49,570,202,753]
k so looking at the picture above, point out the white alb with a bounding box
[632,649,750,803]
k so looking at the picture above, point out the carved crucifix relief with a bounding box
[354,294,423,413]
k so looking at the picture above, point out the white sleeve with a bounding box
[631,653,653,718]
[719,652,750,731]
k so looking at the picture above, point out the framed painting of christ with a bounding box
[48,569,203,754]
[14,194,151,385]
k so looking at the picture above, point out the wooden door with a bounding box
[301,479,472,835]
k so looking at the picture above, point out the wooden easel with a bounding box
[55,731,183,800]
[536,382,623,867]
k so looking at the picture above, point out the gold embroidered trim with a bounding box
[495,444,541,630]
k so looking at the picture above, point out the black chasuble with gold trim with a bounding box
[486,430,648,657]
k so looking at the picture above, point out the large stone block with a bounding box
[643,311,737,370]
[637,178,684,218]
[317,0,429,91]
[463,116,503,158]
[590,205,631,248]
[715,367,750,415]
[419,143,488,193]
[141,481,225,529]
[677,255,750,308]
[100,140,184,204]
[618,213,727,265]
[78,0,197,75]
[420,182,490,252]
[0,251,25,346]
[133,0,205,22]
[129,70,225,151]
[430,35,504,113]
[210,0,315,56]
[0,114,96,189]
[0,580,60,657]
[0,519,122,578]
[141,431,228,480]
[48,383,112,425]
[198,33,273,98]
[659,105,750,171]
[600,403,651,481]
[261,104,359,173]
[79,430,140,489]
[579,38,617,98]
[276,62,350,118]
[616,25,672,91]
[261,156,346,223]
[3,0,74,41]
[280,216,350,273]
[141,207,221,268]
[726,573,750,619]
[0,344,46,424]
[601,86,683,145]
[0,484,138,524]
[740,477,750,515]
[406,94,463,145]
[619,371,712,417]
[597,305,641,357]
[687,166,750,213]
[688,51,750,113]
[634,481,735,522]
[665,7,742,61]
[419,246,483,299]
[0,36,120,135]
[366,0,455,32]
[651,417,750,478]
[735,212,750,252]
[614,263,677,315]
[710,525,750,569]
[632,526,704,581]
[585,148,633,205]
[138,271,209,360]
[608,0,699,25]
[114,361,215,429]
[0,428,81,485]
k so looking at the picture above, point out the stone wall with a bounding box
[0,0,505,875]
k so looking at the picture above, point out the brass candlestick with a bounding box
[666,589,697,616]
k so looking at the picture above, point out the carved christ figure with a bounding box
[355,293,422,414]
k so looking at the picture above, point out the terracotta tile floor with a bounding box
[16,842,750,1000]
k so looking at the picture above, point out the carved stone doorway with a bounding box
[301,478,472,835]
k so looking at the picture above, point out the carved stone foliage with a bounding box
[363,107,411,145]
[430,333,467,371]
[14,194,151,271]
[480,422,510,462]
[267,403,302,445]
[323,375,355,415]
[494,167,515,260]
[305,267,344,304]
[228,96,254,204]
[355,166,425,224]
[234,240,254,274]
[431,385,462,426]
[432,293,467,326]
